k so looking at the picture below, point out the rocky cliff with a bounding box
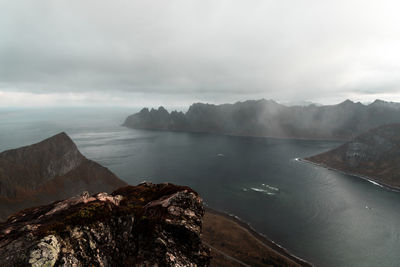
[123,99,400,140]
[0,132,126,220]
[0,182,210,266]
[305,124,400,189]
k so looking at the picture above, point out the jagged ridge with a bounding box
[123,99,400,140]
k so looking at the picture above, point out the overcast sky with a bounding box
[1,0,400,108]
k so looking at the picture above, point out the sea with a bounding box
[1,107,400,267]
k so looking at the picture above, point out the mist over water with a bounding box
[1,108,400,266]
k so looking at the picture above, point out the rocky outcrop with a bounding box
[123,99,400,140]
[305,124,400,189]
[0,133,126,220]
[0,182,210,266]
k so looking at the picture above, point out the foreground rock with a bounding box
[0,132,126,220]
[305,124,400,189]
[0,183,210,266]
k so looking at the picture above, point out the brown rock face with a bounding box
[0,132,85,198]
[0,183,211,266]
[0,132,126,220]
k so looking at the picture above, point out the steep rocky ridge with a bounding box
[123,99,400,140]
[0,182,210,266]
[305,124,400,189]
[0,133,126,220]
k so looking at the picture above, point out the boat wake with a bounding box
[244,183,280,196]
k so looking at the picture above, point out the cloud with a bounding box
[1,0,400,106]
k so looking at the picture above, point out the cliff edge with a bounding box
[0,182,210,266]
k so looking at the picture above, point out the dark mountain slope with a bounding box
[305,124,400,189]
[0,133,126,220]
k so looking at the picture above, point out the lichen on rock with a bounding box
[28,235,60,267]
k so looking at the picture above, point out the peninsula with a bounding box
[305,124,400,190]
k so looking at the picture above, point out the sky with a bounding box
[1,0,400,108]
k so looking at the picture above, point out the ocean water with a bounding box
[1,108,400,267]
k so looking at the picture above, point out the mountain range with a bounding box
[123,99,400,140]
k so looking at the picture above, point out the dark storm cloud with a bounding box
[0,0,400,106]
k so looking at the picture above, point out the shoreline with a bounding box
[205,207,313,267]
[296,158,400,192]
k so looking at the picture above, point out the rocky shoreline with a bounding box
[297,158,400,192]
[204,207,313,267]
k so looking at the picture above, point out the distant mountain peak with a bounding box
[0,132,82,167]
[339,99,355,105]
[0,133,126,219]
[37,132,77,147]
[372,99,386,104]
[0,132,86,198]
[369,99,400,109]
[52,131,69,138]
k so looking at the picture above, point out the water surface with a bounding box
[1,108,399,267]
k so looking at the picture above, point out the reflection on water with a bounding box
[1,108,400,267]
